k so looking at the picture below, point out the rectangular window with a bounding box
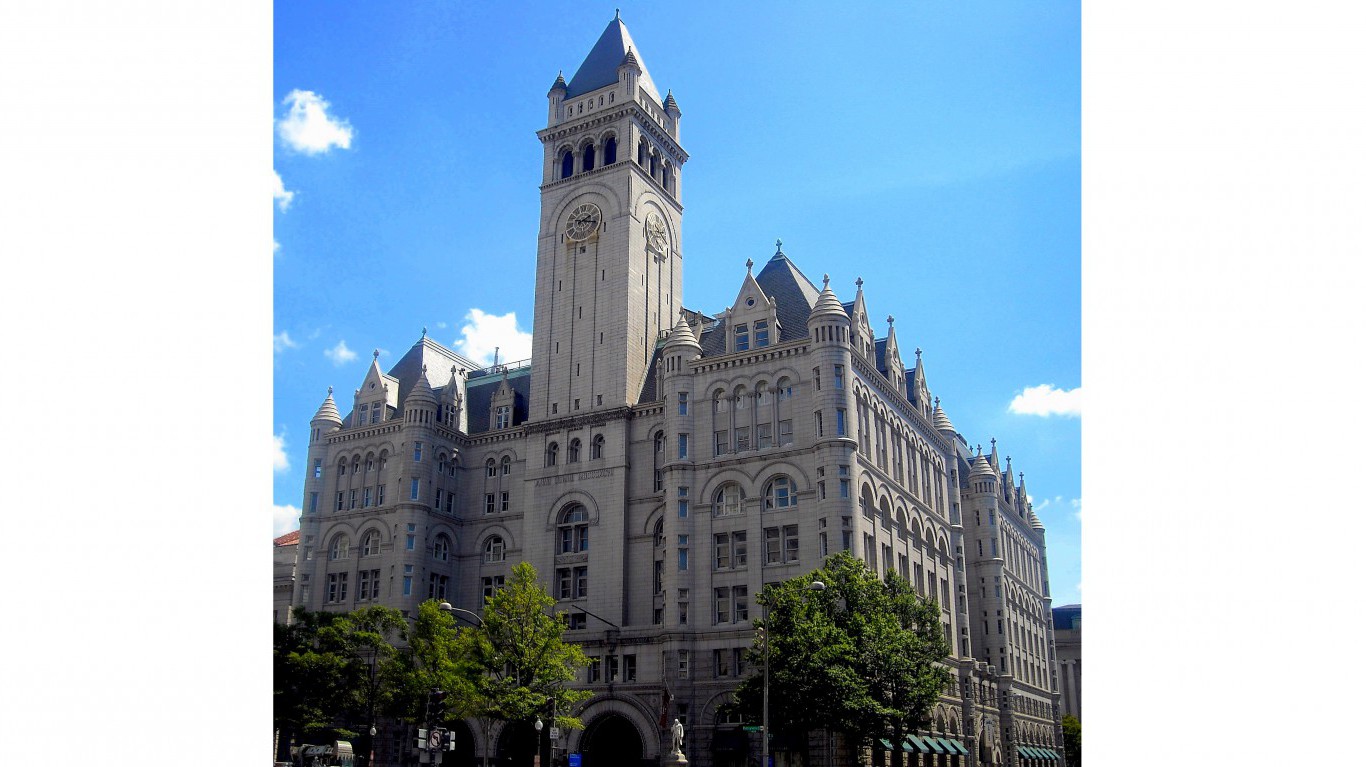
[371,403,381,424]
[409,478,419,500]
[432,488,441,510]
[678,535,689,571]
[678,499,689,518]
[336,492,344,511]
[605,655,619,682]
[481,575,505,600]
[764,527,781,565]
[714,588,731,624]
[915,563,925,594]
[500,491,510,511]
[567,612,586,631]
[313,459,322,479]
[678,649,690,678]
[653,559,663,595]
[377,484,385,505]
[784,525,799,562]
[835,408,847,436]
[495,405,510,429]
[402,577,412,596]
[678,433,689,459]
[834,364,844,389]
[575,566,588,598]
[445,493,454,514]
[989,509,996,525]
[734,586,748,621]
[413,442,423,462]
[428,574,449,600]
[815,410,823,436]
[779,419,793,446]
[485,494,495,514]
[754,320,769,347]
[757,422,772,449]
[991,538,999,556]
[349,489,357,510]
[714,648,729,677]
[587,657,601,683]
[715,533,731,569]
[714,430,728,456]
[814,367,821,390]
[819,531,828,557]
[735,427,750,452]
[734,323,749,352]
[309,492,319,514]
[678,392,689,415]
[624,654,637,681]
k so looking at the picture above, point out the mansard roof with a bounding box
[387,337,479,411]
[753,250,823,342]
[464,364,532,435]
[566,16,661,100]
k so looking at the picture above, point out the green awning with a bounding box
[1044,748,1061,759]
[1018,746,1035,759]
[945,738,970,756]
[879,739,895,750]
[903,734,931,753]
[922,737,947,755]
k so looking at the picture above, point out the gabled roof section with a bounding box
[753,249,823,342]
[566,16,661,100]
[464,365,532,436]
[274,530,300,546]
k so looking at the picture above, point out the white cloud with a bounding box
[272,431,290,473]
[1071,497,1082,522]
[274,503,301,537]
[1008,384,1082,417]
[277,89,354,154]
[273,330,299,354]
[272,169,294,211]
[1031,494,1082,522]
[452,308,533,366]
[324,339,358,366]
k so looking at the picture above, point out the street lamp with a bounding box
[438,600,485,627]
[762,580,825,767]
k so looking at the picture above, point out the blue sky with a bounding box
[272,1,1081,606]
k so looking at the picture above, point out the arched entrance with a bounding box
[580,712,646,767]
[495,719,538,767]
[447,720,476,767]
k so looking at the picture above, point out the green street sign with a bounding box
[742,726,762,732]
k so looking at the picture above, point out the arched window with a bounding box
[734,385,748,411]
[483,535,506,563]
[433,534,451,562]
[764,475,795,510]
[859,485,875,519]
[582,143,595,171]
[649,150,658,179]
[560,149,573,179]
[568,438,582,463]
[329,534,350,560]
[558,505,589,553]
[911,519,923,549]
[604,136,617,164]
[653,518,664,548]
[500,455,511,475]
[591,434,605,460]
[486,458,497,478]
[653,431,664,491]
[663,161,673,193]
[879,499,892,530]
[713,483,744,517]
[637,139,648,166]
[361,530,380,557]
[546,442,559,467]
[438,453,448,475]
[712,389,728,413]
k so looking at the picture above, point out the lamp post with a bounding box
[437,601,491,767]
[762,580,825,767]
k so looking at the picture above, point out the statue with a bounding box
[671,718,685,754]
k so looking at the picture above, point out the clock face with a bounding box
[645,212,668,257]
[565,203,602,241]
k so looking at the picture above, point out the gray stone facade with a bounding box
[287,15,1068,767]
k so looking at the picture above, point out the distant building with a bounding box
[287,14,1068,767]
[1052,604,1081,721]
[274,530,299,625]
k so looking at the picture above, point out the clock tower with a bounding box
[530,14,687,420]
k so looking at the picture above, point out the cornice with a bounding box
[850,352,952,455]
[525,406,634,434]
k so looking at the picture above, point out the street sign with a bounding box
[428,730,442,750]
[742,725,762,732]
[568,754,582,767]
[549,727,561,740]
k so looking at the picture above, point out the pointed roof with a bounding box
[932,397,955,434]
[663,310,701,350]
[312,387,342,424]
[663,89,680,113]
[566,16,660,100]
[407,364,436,404]
[809,275,847,321]
[755,242,824,341]
[969,449,995,478]
[549,71,567,93]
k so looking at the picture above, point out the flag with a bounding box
[658,687,671,728]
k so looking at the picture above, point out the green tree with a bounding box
[1062,715,1081,767]
[732,552,951,764]
[274,606,407,762]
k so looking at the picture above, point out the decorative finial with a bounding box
[977,444,982,456]
[915,347,922,359]
[373,349,380,359]
[679,307,687,317]
[775,238,783,254]
[1019,472,1025,482]
[616,8,620,19]
[855,276,864,289]
[887,315,895,326]
[822,273,830,287]
[422,364,428,373]
[746,258,754,272]
[991,438,997,447]
[327,386,333,395]
[421,326,427,338]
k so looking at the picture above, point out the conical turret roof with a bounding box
[407,365,436,403]
[932,398,955,433]
[809,274,848,322]
[969,449,995,478]
[663,89,680,113]
[549,71,568,93]
[312,387,342,424]
[663,310,701,349]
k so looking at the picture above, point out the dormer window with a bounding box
[755,320,769,348]
[734,323,749,352]
[371,401,382,424]
[494,405,511,430]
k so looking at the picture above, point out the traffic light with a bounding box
[429,689,448,720]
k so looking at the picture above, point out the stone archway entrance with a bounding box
[579,712,647,767]
[495,719,538,767]
[446,720,476,767]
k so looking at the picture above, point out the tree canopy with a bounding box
[732,551,952,758]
